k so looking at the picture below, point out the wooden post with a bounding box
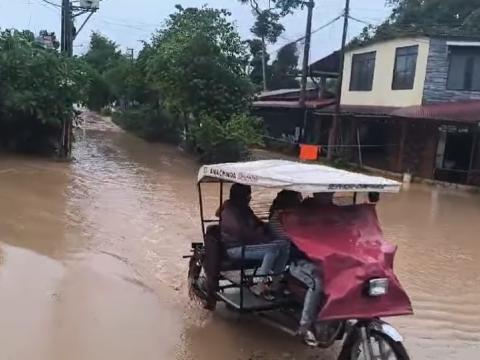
[356,125,363,167]
[327,0,350,160]
[467,127,478,185]
[397,120,407,173]
[261,35,268,91]
[299,0,315,109]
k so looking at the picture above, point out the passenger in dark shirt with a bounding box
[220,184,289,297]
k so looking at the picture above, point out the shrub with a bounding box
[111,105,181,143]
[191,113,264,163]
[0,29,89,154]
[100,107,112,116]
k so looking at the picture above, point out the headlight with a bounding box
[368,278,389,297]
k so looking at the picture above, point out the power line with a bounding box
[36,1,61,14]
[348,15,370,26]
[100,15,159,28]
[39,0,61,8]
[311,14,343,36]
[272,14,343,55]
[98,20,153,35]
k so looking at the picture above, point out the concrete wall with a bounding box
[423,38,480,104]
[341,37,430,107]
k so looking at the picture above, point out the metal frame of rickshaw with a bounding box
[197,179,265,312]
[192,162,411,359]
[196,178,363,313]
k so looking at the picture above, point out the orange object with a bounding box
[299,144,319,161]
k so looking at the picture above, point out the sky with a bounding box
[0,0,391,62]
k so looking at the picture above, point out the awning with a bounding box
[315,100,480,124]
[198,160,401,193]
[253,99,336,110]
[315,105,399,117]
[392,100,480,123]
[309,51,340,76]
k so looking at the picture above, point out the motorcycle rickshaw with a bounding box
[187,160,413,360]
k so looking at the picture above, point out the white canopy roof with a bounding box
[198,160,401,193]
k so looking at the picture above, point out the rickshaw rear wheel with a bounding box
[338,328,410,360]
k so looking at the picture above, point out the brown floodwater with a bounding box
[0,121,478,360]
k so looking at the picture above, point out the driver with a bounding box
[220,184,289,298]
[289,192,335,346]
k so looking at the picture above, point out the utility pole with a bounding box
[61,0,72,56]
[299,0,314,143]
[327,0,350,160]
[59,0,99,159]
[60,0,73,159]
[127,48,134,62]
[261,35,268,91]
[299,0,314,108]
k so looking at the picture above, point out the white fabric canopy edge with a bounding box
[198,160,401,193]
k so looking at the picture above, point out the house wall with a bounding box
[423,38,480,104]
[340,117,438,178]
[341,37,430,107]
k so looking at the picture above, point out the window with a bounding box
[392,45,418,90]
[447,46,480,91]
[349,51,376,91]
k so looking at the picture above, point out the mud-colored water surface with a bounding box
[0,122,478,359]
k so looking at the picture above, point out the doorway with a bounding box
[435,125,473,184]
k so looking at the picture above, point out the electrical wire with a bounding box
[100,15,159,28]
[35,0,60,14]
[38,0,61,8]
[309,15,343,39]
[272,14,343,55]
[348,15,371,26]
[98,20,153,36]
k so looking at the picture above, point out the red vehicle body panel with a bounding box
[282,204,413,321]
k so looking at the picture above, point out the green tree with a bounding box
[239,0,305,90]
[353,0,480,45]
[148,5,253,122]
[85,69,111,111]
[270,42,299,89]
[247,38,271,87]
[82,32,144,111]
[83,32,123,73]
[146,5,263,162]
[191,113,264,163]
[0,29,89,153]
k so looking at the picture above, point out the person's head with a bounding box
[270,190,302,214]
[229,184,252,206]
[275,190,302,208]
[312,192,334,206]
[368,192,380,204]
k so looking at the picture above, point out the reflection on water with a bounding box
[0,126,479,359]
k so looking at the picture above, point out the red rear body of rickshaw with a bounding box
[282,204,413,321]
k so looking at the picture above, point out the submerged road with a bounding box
[0,122,478,359]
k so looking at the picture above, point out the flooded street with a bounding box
[0,125,479,359]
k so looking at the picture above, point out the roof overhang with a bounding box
[315,101,480,124]
[253,99,336,110]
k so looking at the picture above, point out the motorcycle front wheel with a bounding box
[338,328,410,360]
